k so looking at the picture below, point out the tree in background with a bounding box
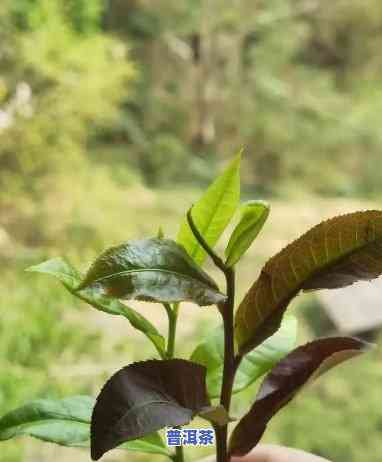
[2,0,382,234]
[0,0,134,202]
[103,0,382,194]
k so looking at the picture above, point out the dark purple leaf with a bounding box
[228,337,370,457]
[91,359,210,460]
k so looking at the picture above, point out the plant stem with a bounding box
[164,303,179,358]
[164,302,185,462]
[215,426,227,462]
[186,208,226,272]
[186,210,241,462]
[220,268,236,411]
[175,444,185,462]
[217,267,238,462]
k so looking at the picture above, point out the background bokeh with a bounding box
[1,1,382,461]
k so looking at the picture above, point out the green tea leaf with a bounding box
[0,396,168,456]
[78,238,225,306]
[225,200,270,267]
[228,337,370,457]
[91,359,210,460]
[27,258,81,291]
[235,210,382,355]
[0,396,92,447]
[177,152,241,265]
[27,258,166,358]
[190,316,297,398]
[119,432,169,456]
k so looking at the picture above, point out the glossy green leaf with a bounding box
[0,396,169,456]
[225,200,270,267]
[27,258,166,358]
[229,337,370,457]
[0,396,92,447]
[27,258,81,292]
[78,238,225,306]
[91,359,210,460]
[235,210,382,355]
[177,152,241,265]
[190,316,297,398]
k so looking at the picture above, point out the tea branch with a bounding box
[186,208,227,273]
[173,445,185,462]
[187,208,241,462]
[164,302,185,462]
[162,303,185,462]
[163,303,179,359]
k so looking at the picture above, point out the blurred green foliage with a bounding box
[2,0,382,199]
[0,0,134,205]
[102,0,382,195]
[0,263,101,461]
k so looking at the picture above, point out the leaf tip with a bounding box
[237,146,245,158]
[90,446,101,461]
[233,147,243,166]
[356,337,376,352]
[156,226,165,239]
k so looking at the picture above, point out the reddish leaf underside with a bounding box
[235,210,382,355]
[228,337,370,457]
[90,359,210,460]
